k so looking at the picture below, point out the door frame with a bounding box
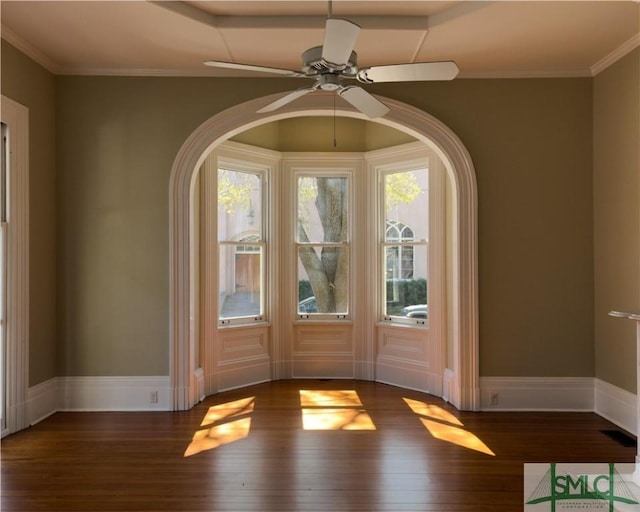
[168,92,479,411]
[1,95,30,437]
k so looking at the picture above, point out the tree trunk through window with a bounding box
[298,177,348,314]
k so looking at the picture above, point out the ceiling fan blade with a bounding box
[257,87,316,114]
[322,18,361,67]
[204,60,302,77]
[357,61,459,83]
[338,86,389,119]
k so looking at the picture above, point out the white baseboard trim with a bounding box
[594,378,637,436]
[27,377,60,425]
[442,368,455,403]
[60,376,172,411]
[26,375,638,437]
[480,377,595,411]
[195,368,205,403]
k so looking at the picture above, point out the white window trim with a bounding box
[367,142,445,329]
[293,166,354,322]
[377,161,431,328]
[216,165,267,326]
[199,141,279,396]
[1,95,29,437]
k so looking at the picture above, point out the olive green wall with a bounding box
[54,74,595,378]
[1,40,57,386]
[232,116,416,152]
[593,48,640,394]
[373,78,596,377]
[3,38,601,383]
[232,117,415,151]
[54,75,299,376]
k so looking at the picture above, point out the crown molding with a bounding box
[3,22,636,80]
[1,25,61,74]
[591,33,640,76]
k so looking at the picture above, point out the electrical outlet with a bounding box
[490,392,499,406]
[150,391,158,404]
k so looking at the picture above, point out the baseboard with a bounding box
[376,358,432,395]
[195,367,205,403]
[27,375,638,436]
[442,368,455,403]
[594,378,637,436]
[60,376,171,411]
[27,377,60,425]
[480,377,594,411]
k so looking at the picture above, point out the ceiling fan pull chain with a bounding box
[333,92,337,148]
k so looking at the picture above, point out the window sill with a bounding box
[294,317,353,325]
[218,320,271,330]
[376,320,429,330]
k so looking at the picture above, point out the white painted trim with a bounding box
[59,376,172,411]
[442,368,455,403]
[27,377,60,425]
[26,376,639,437]
[3,16,634,80]
[169,91,479,411]
[0,25,62,74]
[594,378,637,436]
[480,377,594,411]
[591,33,640,76]
[195,367,205,403]
[1,95,29,437]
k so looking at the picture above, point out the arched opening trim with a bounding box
[169,92,478,410]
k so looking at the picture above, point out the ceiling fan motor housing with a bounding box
[301,46,358,76]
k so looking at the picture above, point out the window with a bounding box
[218,168,265,324]
[386,220,415,279]
[296,174,350,319]
[381,168,429,325]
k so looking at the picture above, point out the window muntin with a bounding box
[386,220,415,279]
[296,174,350,318]
[381,168,429,325]
[218,169,262,241]
[218,168,265,324]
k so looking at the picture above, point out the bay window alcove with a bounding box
[197,119,447,397]
[169,94,479,412]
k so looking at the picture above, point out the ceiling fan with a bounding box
[204,3,459,119]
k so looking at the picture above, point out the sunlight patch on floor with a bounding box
[299,390,363,407]
[184,397,255,457]
[300,390,376,430]
[402,398,463,426]
[199,396,255,426]
[302,408,376,430]
[421,418,495,456]
[403,397,495,456]
[184,417,252,457]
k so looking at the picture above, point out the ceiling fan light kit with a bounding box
[204,10,459,119]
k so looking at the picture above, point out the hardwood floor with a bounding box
[1,380,636,511]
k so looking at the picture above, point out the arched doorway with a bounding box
[169,92,478,411]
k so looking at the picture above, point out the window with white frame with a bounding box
[217,167,265,324]
[296,173,350,319]
[381,167,429,325]
[385,220,415,279]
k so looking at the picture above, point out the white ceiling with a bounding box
[1,1,638,78]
